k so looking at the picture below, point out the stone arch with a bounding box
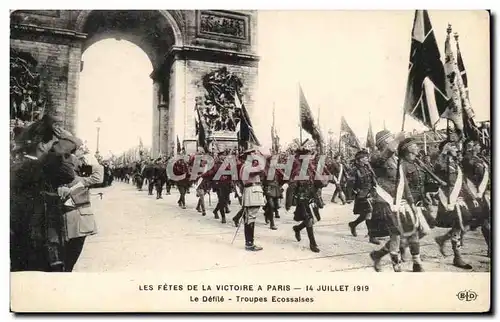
[74,10,184,47]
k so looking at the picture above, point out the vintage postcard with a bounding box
[9,9,491,313]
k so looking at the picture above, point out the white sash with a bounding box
[374,165,405,207]
[465,164,489,199]
[438,166,463,211]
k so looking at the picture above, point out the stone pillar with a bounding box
[151,82,161,158]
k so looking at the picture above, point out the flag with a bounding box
[442,25,464,131]
[176,135,181,154]
[340,116,361,150]
[234,91,260,148]
[403,10,449,130]
[194,104,209,152]
[455,33,475,119]
[366,118,376,151]
[299,85,323,150]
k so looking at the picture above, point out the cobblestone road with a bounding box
[75,182,490,273]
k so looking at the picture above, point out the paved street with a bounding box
[75,182,490,273]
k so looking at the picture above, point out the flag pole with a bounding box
[446,118,451,204]
[393,107,407,203]
[299,84,303,145]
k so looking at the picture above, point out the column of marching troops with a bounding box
[112,128,490,272]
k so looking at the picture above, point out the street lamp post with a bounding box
[95,117,102,154]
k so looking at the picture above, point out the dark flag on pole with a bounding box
[299,85,323,151]
[234,91,260,148]
[366,118,376,151]
[403,10,449,130]
[340,116,361,150]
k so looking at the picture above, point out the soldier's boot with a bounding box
[369,246,389,272]
[196,199,201,212]
[435,231,452,257]
[348,221,358,237]
[274,209,280,219]
[213,204,220,219]
[265,208,277,230]
[233,208,244,227]
[220,207,227,224]
[306,227,320,253]
[245,223,263,252]
[412,254,424,272]
[481,224,491,257]
[390,253,402,272]
[452,241,473,269]
[225,204,231,214]
[293,222,306,242]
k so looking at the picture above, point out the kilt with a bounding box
[435,200,472,230]
[369,201,418,238]
[293,200,319,224]
[353,197,372,215]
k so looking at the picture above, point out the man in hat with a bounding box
[433,140,473,269]
[330,153,347,204]
[397,137,430,271]
[286,147,324,253]
[240,148,266,251]
[462,139,490,257]
[348,149,378,244]
[153,157,167,199]
[368,130,423,272]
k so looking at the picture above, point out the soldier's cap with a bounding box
[355,149,370,159]
[375,130,394,148]
[398,138,417,155]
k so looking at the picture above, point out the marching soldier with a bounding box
[369,130,423,272]
[433,140,473,269]
[348,149,378,244]
[143,160,155,195]
[153,157,167,199]
[240,148,266,251]
[286,147,325,253]
[462,139,490,256]
[262,156,282,230]
[330,154,347,204]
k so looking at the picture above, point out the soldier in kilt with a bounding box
[462,139,490,257]
[348,149,378,244]
[369,130,424,272]
[286,147,325,253]
[433,140,473,269]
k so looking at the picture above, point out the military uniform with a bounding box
[240,150,266,251]
[462,149,490,254]
[262,172,283,230]
[433,141,473,269]
[348,150,377,242]
[369,133,422,272]
[285,148,324,253]
[153,159,167,199]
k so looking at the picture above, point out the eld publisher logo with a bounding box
[456,290,478,302]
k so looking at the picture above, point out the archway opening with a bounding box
[76,39,153,160]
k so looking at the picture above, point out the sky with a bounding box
[76,10,490,157]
